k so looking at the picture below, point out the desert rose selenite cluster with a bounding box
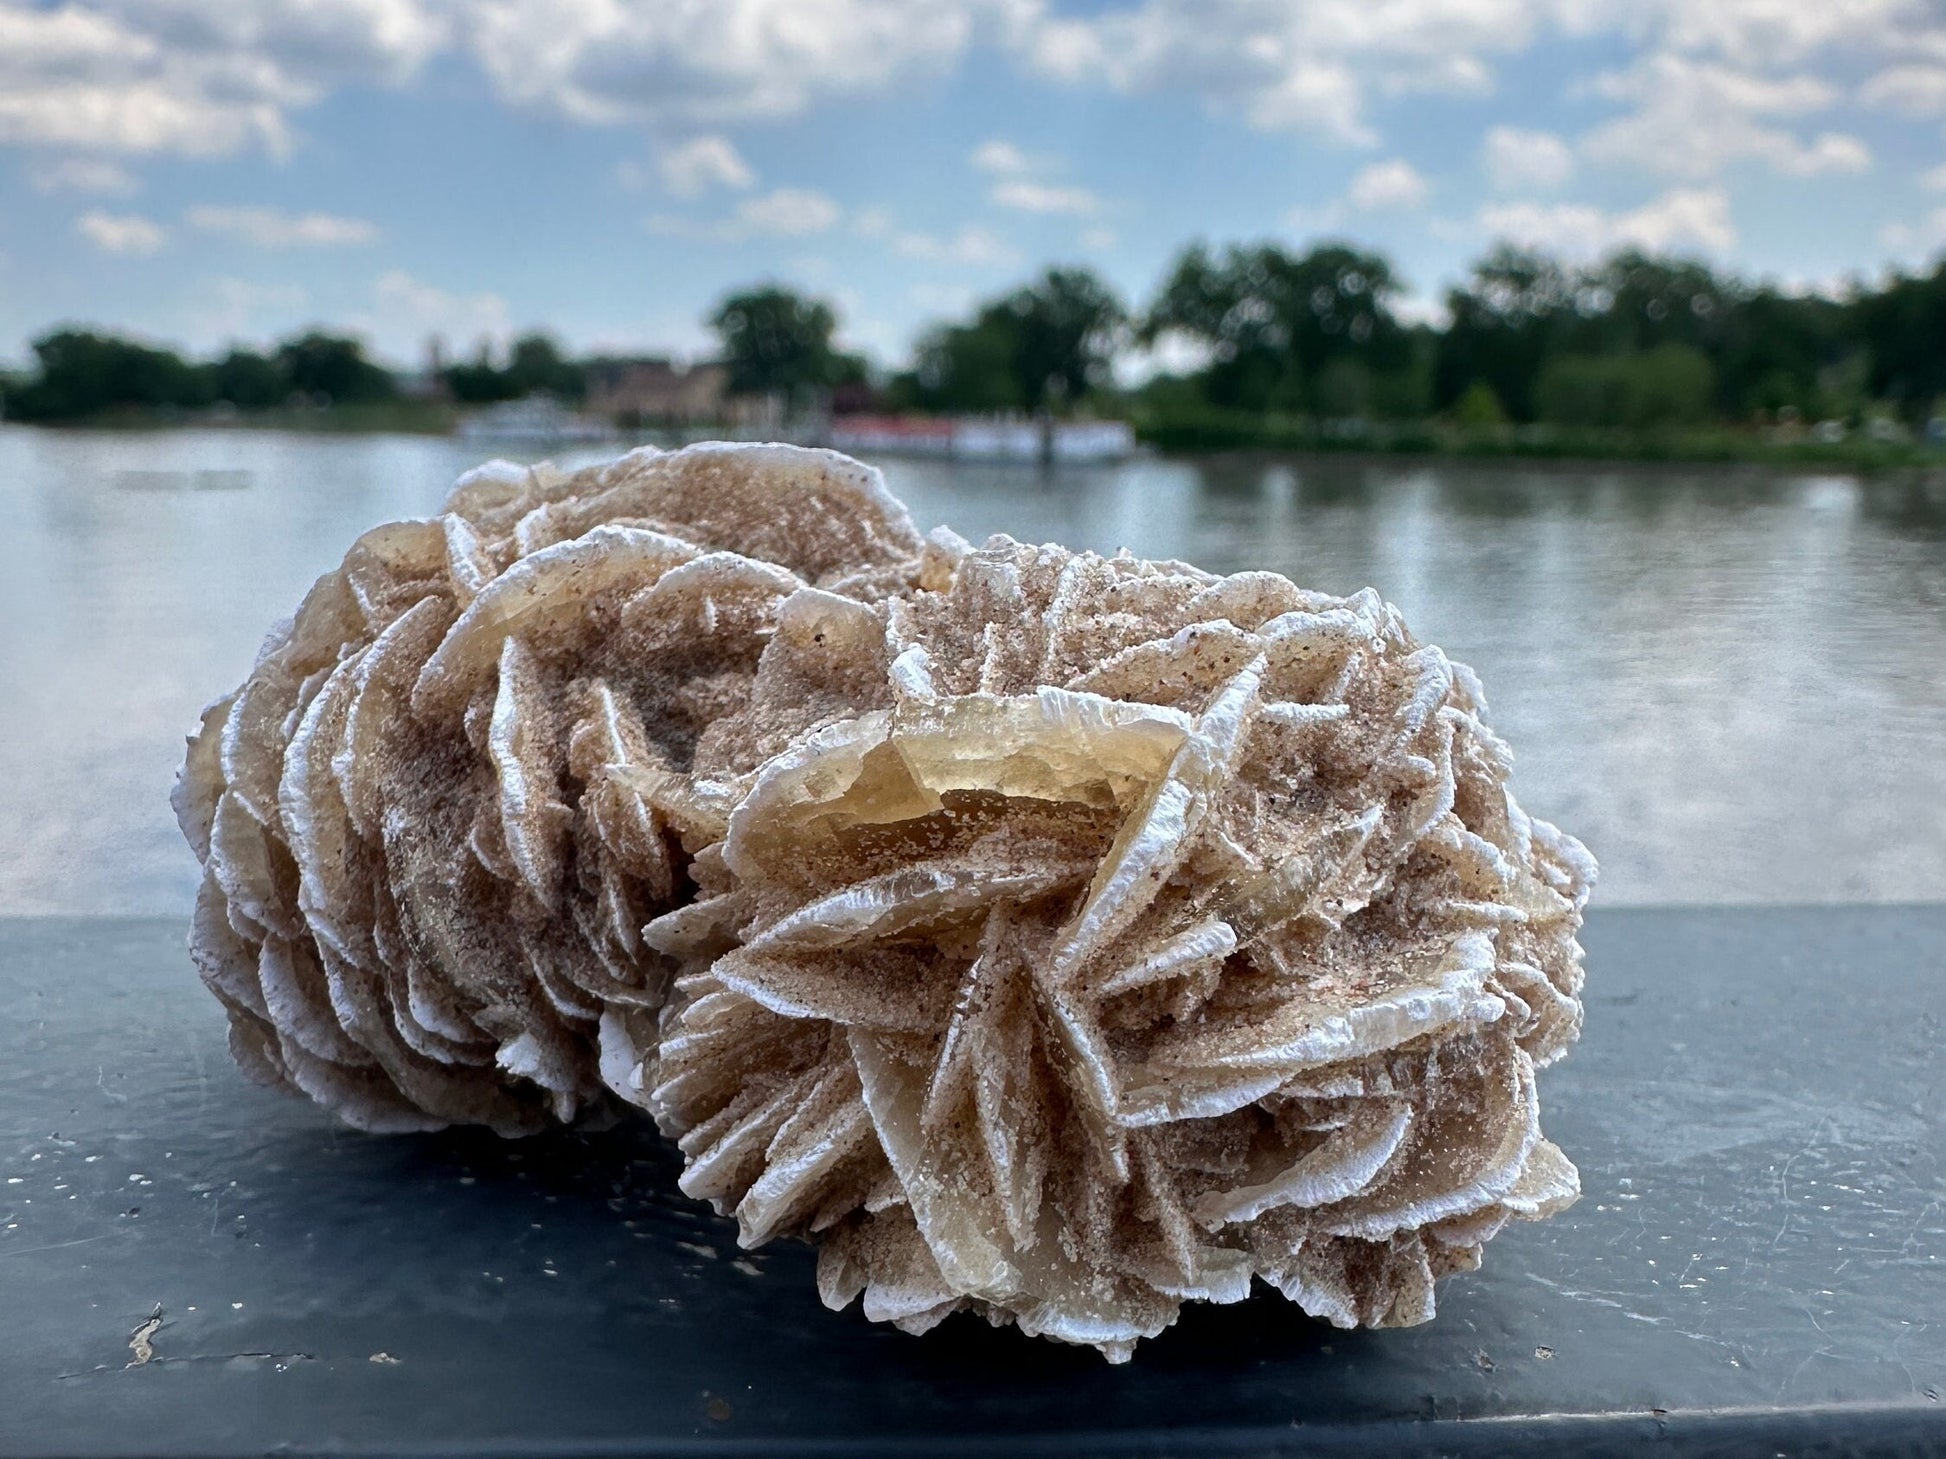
[176,442,1594,1360]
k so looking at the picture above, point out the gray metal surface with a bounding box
[2,908,1942,1457]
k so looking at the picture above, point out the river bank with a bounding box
[1131,412,1946,475]
[9,406,1946,476]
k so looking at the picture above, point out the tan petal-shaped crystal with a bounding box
[642,535,1594,1360]
[174,443,929,1134]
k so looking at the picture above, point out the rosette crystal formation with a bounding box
[174,443,932,1136]
[637,534,1595,1360]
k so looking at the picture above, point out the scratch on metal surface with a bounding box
[42,1300,319,1381]
[1524,1273,1745,1359]
[0,1233,119,1259]
[1771,1120,1835,1251]
[1779,1346,1839,1402]
[127,1305,163,1367]
[58,1348,317,1380]
[1898,1201,1939,1260]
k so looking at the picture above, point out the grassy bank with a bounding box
[1132,409,1946,473]
[11,403,1946,475]
[5,399,459,435]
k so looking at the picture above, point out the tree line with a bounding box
[6,240,1946,435]
[881,243,1946,433]
[3,330,400,420]
[0,326,603,421]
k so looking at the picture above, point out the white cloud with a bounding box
[1346,158,1427,211]
[1583,54,1872,180]
[1245,61,1371,142]
[0,80,290,159]
[98,1,449,86]
[0,4,971,176]
[1288,157,1427,231]
[1477,186,1736,257]
[969,136,1105,217]
[970,139,1032,175]
[27,156,138,194]
[1013,0,1946,159]
[1080,225,1118,251]
[186,205,378,247]
[2,0,1942,186]
[75,209,167,254]
[1860,64,1946,116]
[464,0,986,127]
[733,187,841,236]
[1924,162,1946,191]
[648,187,842,241]
[361,269,510,360]
[655,134,754,195]
[1482,126,1573,191]
[893,225,1020,266]
[1639,0,1931,68]
[1017,0,1558,146]
[990,179,1099,215]
[0,0,446,158]
[1881,206,1946,259]
[1781,134,1875,177]
[852,206,895,238]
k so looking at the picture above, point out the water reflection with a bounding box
[2,426,1941,913]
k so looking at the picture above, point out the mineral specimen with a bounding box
[176,444,1593,1360]
[633,536,1595,1360]
[174,443,932,1135]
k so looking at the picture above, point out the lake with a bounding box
[2,426,1941,915]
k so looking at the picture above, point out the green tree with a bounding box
[8,329,211,420]
[276,332,395,404]
[1718,288,1850,418]
[504,332,585,400]
[211,349,288,409]
[1533,344,1716,430]
[1434,247,1578,421]
[709,286,846,404]
[1850,260,1946,420]
[998,266,1125,412]
[1452,380,1509,427]
[912,314,1025,412]
[1145,241,1407,412]
[1311,357,1373,420]
[443,342,516,404]
[1438,247,1756,421]
[1582,252,1738,357]
[907,267,1124,414]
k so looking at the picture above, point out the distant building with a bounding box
[584,357,728,424]
[456,395,610,448]
[829,415,1135,464]
[399,333,451,400]
[828,416,955,458]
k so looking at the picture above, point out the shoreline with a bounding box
[6,411,1944,478]
[1144,439,1946,479]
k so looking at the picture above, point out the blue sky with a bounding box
[3,0,1945,370]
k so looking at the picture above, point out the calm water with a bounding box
[3,426,1942,914]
